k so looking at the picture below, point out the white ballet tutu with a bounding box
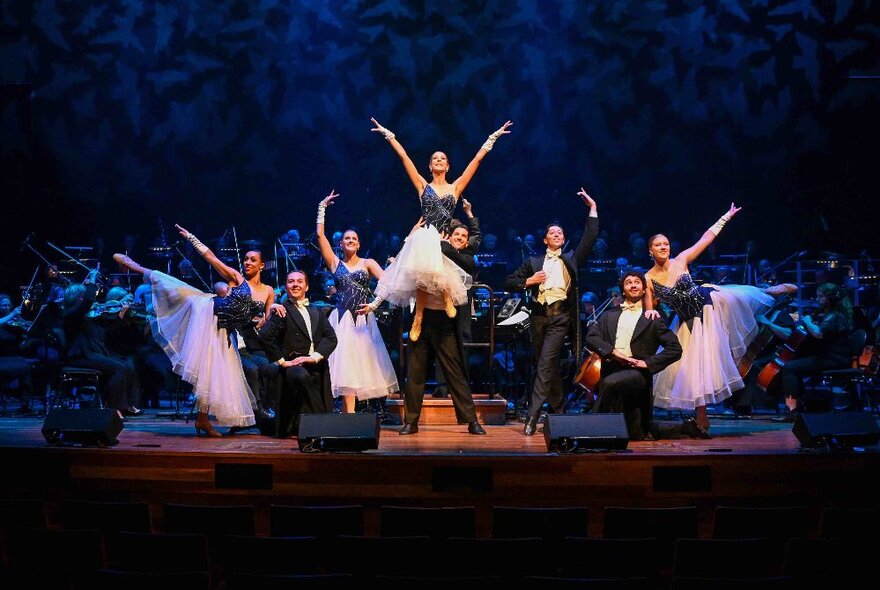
[653,284,773,410]
[145,271,256,427]
[375,225,472,307]
[328,309,400,400]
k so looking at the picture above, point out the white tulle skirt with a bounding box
[374,225,472,307]
[653,284,773,410]
[145,271,256,427]
[328,309,400,400]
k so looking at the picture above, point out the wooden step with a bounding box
[385,394,508,425]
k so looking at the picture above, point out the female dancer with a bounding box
[367,117,511,341]
[316,190,399,413]
[113,224,262,436]
[645,204,786,434]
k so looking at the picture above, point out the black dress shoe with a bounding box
[121,406,143,417]
[399,423,419,435]
[681,418,712,439]
[467,421,486,435]
[255,406,275,422]
[523,415,539,436]
[771,410,799,423]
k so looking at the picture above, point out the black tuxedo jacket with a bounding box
[504,215,599,361]
[585,306,681,378]
[258,300,338,364]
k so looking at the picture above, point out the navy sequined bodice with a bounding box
[421,185,456,233]
[213,281,263,330]
[333,262,373,318]
[651,273,716,322]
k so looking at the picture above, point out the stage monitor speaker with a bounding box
[792,412,880,449]
[297,413,380,452]
[42,408,124,447]
[543,413,629,453]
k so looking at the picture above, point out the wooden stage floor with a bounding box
[2,409,878,537]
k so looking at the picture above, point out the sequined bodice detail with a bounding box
[421,185,456,233]
[333,262,373,318]
[651,273,715,322]
[213,281,262,330]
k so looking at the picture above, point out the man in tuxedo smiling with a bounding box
[585,271,683,440]
[259,271,337,437]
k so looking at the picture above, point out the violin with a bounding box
[86,300,150,320]
[4,312,33,332]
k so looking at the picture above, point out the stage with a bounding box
[2,409,878,537]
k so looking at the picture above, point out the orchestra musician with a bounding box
[759,283,854,421]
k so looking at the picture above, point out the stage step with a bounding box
[385,394,508,425]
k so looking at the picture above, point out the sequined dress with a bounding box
[374,185,472,307]
[145,271,257,427]
[327,262,399,400]
[651,273,773,410]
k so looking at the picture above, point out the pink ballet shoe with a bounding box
[764,283,798,296]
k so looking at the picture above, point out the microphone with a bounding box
[514,236,522,243]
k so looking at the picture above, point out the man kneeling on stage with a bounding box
[585,271,689,440]
[259,271,337,437]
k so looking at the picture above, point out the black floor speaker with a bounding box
[42,408,124,447]
[543,413,629,452]
[297,413,380,452]
[792,412,880,449]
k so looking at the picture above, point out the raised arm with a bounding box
[677,203,741,266]
[316,190,340,273]
[175,224,243,285]
[371,117,427,194]
[462,198,481,253]
[452,120,512,196]
[573,188,599,266]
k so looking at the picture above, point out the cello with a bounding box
[737,293,796,378]
[573,350,602,403]
[755,317,810,392]
[572,294,618,403]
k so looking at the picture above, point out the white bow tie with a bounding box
[621,301,642,312]
[545,249,561,259]
[295,298,310,308]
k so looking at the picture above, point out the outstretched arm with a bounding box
[316,190,340,273]
[573,188,599,266]
[175,224,243,285]
[677,203,741,266]
[462,198,481,253]
[453,120,512,196]
[371,117,427,194]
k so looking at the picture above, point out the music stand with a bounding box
[156,375,194,422]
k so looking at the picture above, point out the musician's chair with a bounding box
[50,367,103,409]
[814,329,877,412]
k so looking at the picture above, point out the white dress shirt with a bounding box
[614,301,642,358]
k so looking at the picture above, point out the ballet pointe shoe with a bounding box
[194,414,221,438]
[764,283,798,297]
[443,293,457,318]
[113,253,145,274]
[409,313,422,342]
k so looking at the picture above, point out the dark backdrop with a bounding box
[2,0,878,296]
